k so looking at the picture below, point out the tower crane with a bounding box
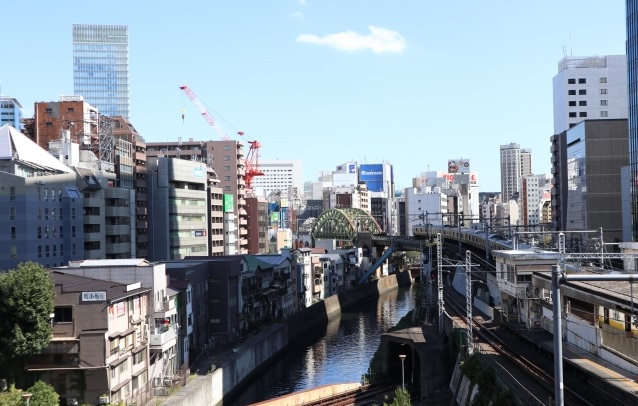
[237,131,264,190]
[179,85,264,189]
[179,85,230,140]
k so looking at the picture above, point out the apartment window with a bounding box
[9,187,15,200]
[37,226,42,239]
[578,78,586,84]
[72,226,76,238]
[578,89,586,95]
[45,108,52,113]
[45,122,53,127]
[568,101,576,106]
[579,112,587,117]
[44,189,48,201]
[568,90,576,95]
[67,107,74,112]
[54,307,73,323]
[601,111,609,117]
[10,246,16,260]
[71,208,75,219]
[224,176,231,181]
[569,112,577,118]
[568,78,576,84]
[223,155,230,161]
[38,246,42,258]
[224,186,231,192]
[579,100,587,106]
[601,100,608,106]
[10,227,15,240]
[224,166,230,171]
[45,245,49,257]
[224,145,231,151]
[600,89,608,94]
[600,77,607,83]
[45,208,49,219]
[60,226,63,237]
[10,207,15,220]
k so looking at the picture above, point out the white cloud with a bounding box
[296,25,406,54]
[289,11,304,19]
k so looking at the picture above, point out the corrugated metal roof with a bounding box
[78,259,150,267]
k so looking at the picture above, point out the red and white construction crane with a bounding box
[179,85,264,189]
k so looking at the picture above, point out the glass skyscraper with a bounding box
[628,1,638,240]
[73,24,129,118]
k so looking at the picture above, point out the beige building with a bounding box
[146,140,249,254]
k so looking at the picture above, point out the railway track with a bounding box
[299,383,408,406]
[445,292,595,406]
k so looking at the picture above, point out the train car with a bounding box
[415,223,518,254]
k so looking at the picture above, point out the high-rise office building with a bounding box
[553,55,627,134]
[500,143,532,202]
[629,1,638,241]
[252,159,304,198]
[0,97,23,131]
[72,24,129,118]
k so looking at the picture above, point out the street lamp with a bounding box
[21,392,32,406]
[399,354,406,390]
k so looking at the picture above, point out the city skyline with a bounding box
[0,1,626,191]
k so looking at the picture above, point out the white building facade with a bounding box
[552,55,627,134]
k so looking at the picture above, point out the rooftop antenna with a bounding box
[570,31,573,57]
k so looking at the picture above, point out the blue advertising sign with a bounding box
[359,164,384,192]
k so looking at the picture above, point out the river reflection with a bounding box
[227,285,417,405]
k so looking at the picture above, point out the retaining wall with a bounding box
[160,273,404,406]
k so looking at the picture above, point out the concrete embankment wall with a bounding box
[249,383,362,406]
[161,273,405,406]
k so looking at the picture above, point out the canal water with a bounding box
[228,285,418,405]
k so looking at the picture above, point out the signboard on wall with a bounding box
[82,291,106,302]
[360,164,384,192]
[223,194,234,213]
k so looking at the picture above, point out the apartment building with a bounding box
[0,125,85,270]
[55,259,182,392]
[26,271,152,406]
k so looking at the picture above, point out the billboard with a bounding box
[359,164,384,192]
[223,194,234,213]
[447,159,471,174]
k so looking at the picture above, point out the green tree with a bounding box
[0,262,55,386]
[27,381,59,406]
[383,387,411,406]
[0,390,22,406]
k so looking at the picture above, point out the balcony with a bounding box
[153,297,177,318]
[150,327,177,351]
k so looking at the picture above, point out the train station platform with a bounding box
[499,320,638,403]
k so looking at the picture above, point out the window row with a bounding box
[567,77,607,84]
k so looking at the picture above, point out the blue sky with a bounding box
[1,1,627,192]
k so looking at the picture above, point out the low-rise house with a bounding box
[54,259,181,394]
[26,271,152,406]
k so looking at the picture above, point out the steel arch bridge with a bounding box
[311,208,382,242]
